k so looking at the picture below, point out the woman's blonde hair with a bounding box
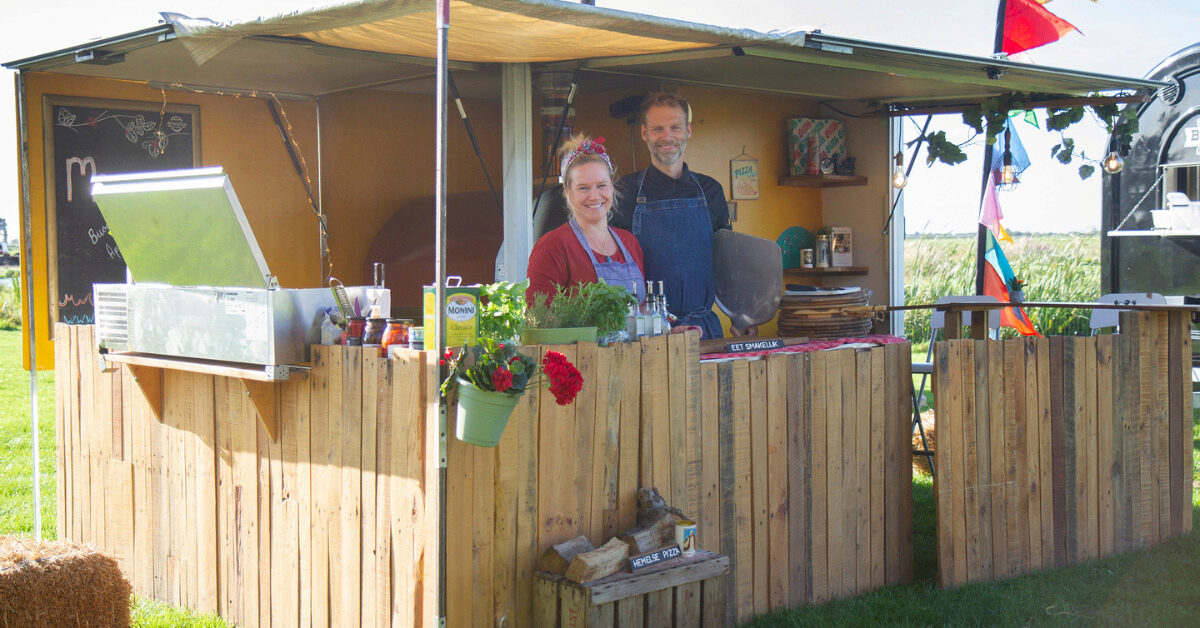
[557,134,619,220]
[557,133,616,188]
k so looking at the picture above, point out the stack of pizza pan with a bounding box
[776,288,874,339]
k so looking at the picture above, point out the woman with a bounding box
[526,135,645,303]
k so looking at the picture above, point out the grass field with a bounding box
[905,233,1101,341]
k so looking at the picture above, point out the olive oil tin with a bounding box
[423,276,480,348]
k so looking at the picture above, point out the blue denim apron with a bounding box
[567,217,646,303]
[631,169,722,339]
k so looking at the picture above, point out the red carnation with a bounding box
[542,351,582,405]
[492,366,513,392]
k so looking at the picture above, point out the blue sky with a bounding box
[1,0,1196,235]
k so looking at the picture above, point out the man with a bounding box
[611,88,733,339]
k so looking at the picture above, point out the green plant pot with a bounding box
[455,379,521,447]
[520,326,598,346]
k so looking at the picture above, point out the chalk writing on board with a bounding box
[47,98,199,326]
[65,157,97,202]
[59,293,92,308]
[56,108,190,158]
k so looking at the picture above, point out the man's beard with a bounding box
[652,139,687,166]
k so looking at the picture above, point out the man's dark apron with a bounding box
[631,169,722,339]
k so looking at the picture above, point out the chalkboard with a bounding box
[45,96,200,324]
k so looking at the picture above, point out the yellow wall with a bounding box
[317,88,503,291]
[18,71,892,368]
[18,74,503,369]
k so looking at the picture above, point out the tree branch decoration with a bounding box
[906,92,1141,180]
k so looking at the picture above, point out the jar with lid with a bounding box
[381,318,412,357]
[344,316,367,346]
[362,317,387,348]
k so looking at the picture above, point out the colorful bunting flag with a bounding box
[982,230,1040,336]
[979,173,1013,243]
[1002,0,1080,55]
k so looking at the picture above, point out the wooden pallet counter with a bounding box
[55,324,913,627]
[54,324,440,628]
[446,332,913,627]
[932,310,1194,589]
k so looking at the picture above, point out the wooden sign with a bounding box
[628,544,682,572]
[730,157,759,200]
[724,338,785,353]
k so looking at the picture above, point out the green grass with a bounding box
[905,233,1100,340]
[0,327,55,537]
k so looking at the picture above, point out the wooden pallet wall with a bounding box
[54,324,439,628]
[932,311,1193,589]
[448,335,913,627]
[57,325,912,627]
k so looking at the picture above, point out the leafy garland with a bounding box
[906,92,1140,180]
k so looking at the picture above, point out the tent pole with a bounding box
[435,0,449,624]
[977,0,1007,295]
[16,71,41,540]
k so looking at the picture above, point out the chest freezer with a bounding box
[90,167,387,368]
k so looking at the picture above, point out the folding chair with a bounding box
[911,295,1001,475]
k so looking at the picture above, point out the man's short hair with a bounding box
[640,88,691,126]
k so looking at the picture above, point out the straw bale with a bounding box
[0,535,131,627]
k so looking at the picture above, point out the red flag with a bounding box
[1002,0,1080,55]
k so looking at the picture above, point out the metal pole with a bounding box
[435,0,449,623]
[977,0,1007,295]
[15,72,41,540]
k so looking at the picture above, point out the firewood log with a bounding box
[565,537,629,583]
[538,535,595,575]
[619,510,679,555]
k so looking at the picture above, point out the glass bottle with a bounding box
[656,281,670,332]
[645,281,661,336]
[627,281,642,339]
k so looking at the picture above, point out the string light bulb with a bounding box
[1102,144,1125,175]
[999,127,1015,186]
[891,151,907,189]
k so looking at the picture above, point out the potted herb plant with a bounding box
[521,281,636,346]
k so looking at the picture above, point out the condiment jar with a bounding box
[344,316,366,346]
[363,317,387,347]
[381,318,412,357]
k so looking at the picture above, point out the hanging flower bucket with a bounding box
[454,378,521,447]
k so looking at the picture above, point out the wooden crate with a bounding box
[535,550,728,627]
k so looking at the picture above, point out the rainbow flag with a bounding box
[982,230,1040,336]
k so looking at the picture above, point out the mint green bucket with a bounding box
[454,379,521,447]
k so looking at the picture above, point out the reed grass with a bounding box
[904,233,1099,341]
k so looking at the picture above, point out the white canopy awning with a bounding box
[6,0,1165,106]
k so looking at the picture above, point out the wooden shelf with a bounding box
[778,174,868,188]
[99,351,309,442]
[785,266,868,277]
